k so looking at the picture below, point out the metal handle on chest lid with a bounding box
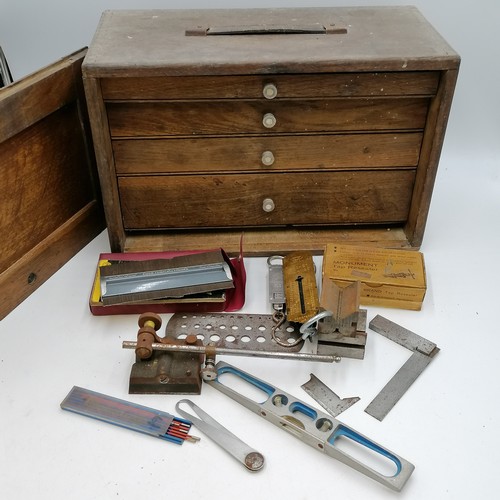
[185,24,348,36]
[263,83,278,99]
[261,151,275,166]
[262,113,277,129]
[262,198,275,213]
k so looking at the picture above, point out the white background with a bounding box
[1,1,500,499]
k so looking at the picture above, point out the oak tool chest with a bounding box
[82,7,460,255]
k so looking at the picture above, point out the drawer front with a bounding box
[107,98,429,137]
[113,133,423,174]
[101,72,440,100]
[118,171,415,229]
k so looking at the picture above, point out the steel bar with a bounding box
[122,340,339,363]
[364,351,433,421]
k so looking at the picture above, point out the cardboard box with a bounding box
[322,244,426,311]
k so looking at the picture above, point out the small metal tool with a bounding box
[175,399,264,471]
[365,315,440,421]
[301,373,360,417]
[123,340,340,365]
[267,255,285,312]
[209,362,414,491]
[125,312,339,388]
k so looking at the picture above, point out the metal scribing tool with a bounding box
[301,373,360,417]
[365,315,440,421]
[208,361,414,491]
[175,399,264,471]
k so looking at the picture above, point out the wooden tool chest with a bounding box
[83,7,459,255]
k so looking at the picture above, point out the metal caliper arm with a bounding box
[208,361,415,492]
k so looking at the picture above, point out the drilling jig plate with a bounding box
[166,312,304,352]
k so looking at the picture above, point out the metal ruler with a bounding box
[102,263,231,298]
[365,315,440,421]
[100,250,233,305]
[283,251,319,323]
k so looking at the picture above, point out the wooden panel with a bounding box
[118,170,415,229]
[0,105,95,271]
[0,49,105,319]
[107,98,430,137]
[123,227,413,256]
[0,56,78,143]
[83,76,126,251]
[101,72,439,100]
[404,69,460,247]
[82,8,460,77]
[0,202,102,320]
[113,133,422,174]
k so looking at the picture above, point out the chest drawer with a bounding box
[113,132,423,174]
[118,170,415,229]
[107,97,430,137]
[101,72,440,100]
[83,7,459,254]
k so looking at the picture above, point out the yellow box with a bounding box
[322,244,426,311]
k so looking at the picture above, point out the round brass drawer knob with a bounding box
[262,198,275,213]
[262,113,277,129]
[261,151,275,166]
[263,83,278,99]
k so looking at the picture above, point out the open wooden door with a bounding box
[0,48,105,319]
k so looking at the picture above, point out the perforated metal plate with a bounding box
[165,313,303,352]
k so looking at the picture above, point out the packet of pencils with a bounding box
[61,386,199,445]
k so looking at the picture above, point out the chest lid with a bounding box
[0,48,105,319]
[83,6,459,77]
